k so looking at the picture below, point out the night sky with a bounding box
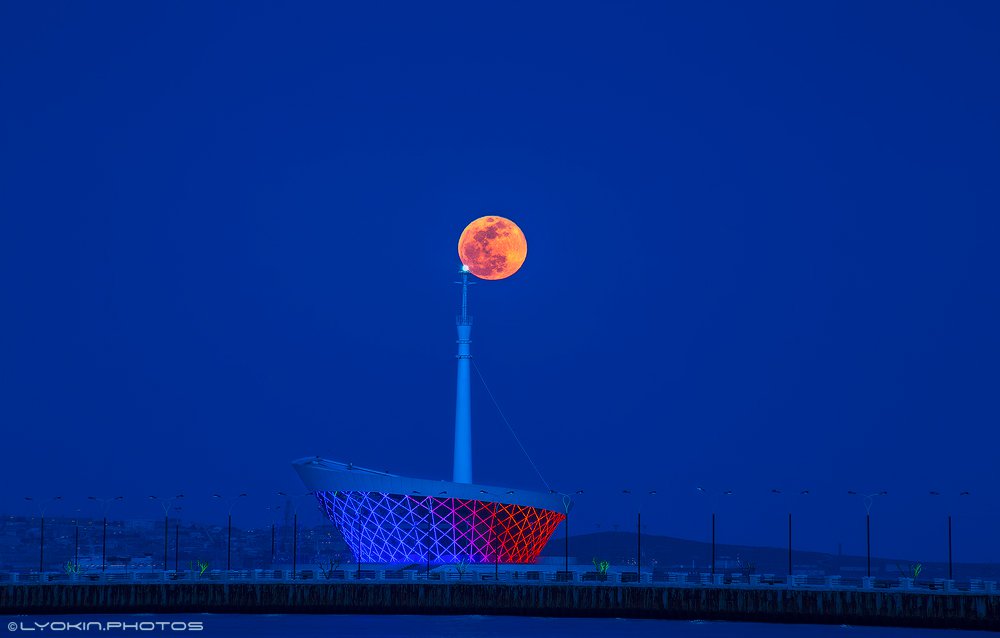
[2,2,998,565]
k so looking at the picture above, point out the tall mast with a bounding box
[453,267,473,483]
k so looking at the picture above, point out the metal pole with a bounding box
[163,515,169,571]
[39,516,44,573]
[355,516,360,580]
[102,517,107,573]
[788,512,792,576]
[74,525,79,567]
[293,513,298,579]
[453,271,473,484]
[174,522,179,571]
[866,513,871,578]
[493,502,499,580]
[564,512,569,573]
[711,512,716,576]
[636,511,641,579]
[948,515,953,580]
[227,513,232,571]
[271,523,275,564]
[428,501,435,574]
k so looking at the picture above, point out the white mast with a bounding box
[453,267,473,483]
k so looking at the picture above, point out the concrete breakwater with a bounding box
[3,583,998,630]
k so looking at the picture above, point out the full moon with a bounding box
[458,216,528,280]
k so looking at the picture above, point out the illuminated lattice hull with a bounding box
[315,490,565,564]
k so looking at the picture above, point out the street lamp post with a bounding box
[930,490,970,580]
[623,489,656,580]
[952,493,973,579]
[25,497,63,573]
[564,499,569,574]
[848,490,887,578]
[711,511,716,575]
[174,517,180,572]
[491,500,499,580]
[697,487,732,576]
[265,504,281,566]
[149,495,184,571]
[67,508,83,570]
[771,489,810,577]
[552,490,582,577]
[213,493,247,571]
[87,496,124,573]
[476,489,502,578]
[278,491,313,579]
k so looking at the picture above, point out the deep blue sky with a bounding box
[2,2,998,564]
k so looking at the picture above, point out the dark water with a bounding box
[5,615,992,637]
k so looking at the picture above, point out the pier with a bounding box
[3,577,998,631]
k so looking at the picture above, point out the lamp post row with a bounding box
[614,487,970,579]
[24,492,311,573]
[22,489,974,575]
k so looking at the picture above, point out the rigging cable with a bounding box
[472,358,553,493]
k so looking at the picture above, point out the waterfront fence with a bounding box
[0,569,994,593]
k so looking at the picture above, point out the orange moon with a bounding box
[458,216,528,280]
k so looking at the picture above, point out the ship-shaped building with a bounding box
[293,269,569,564]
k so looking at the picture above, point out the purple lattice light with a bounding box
[315,490,564,564]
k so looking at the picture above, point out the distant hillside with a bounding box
[540,532,1000,580]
